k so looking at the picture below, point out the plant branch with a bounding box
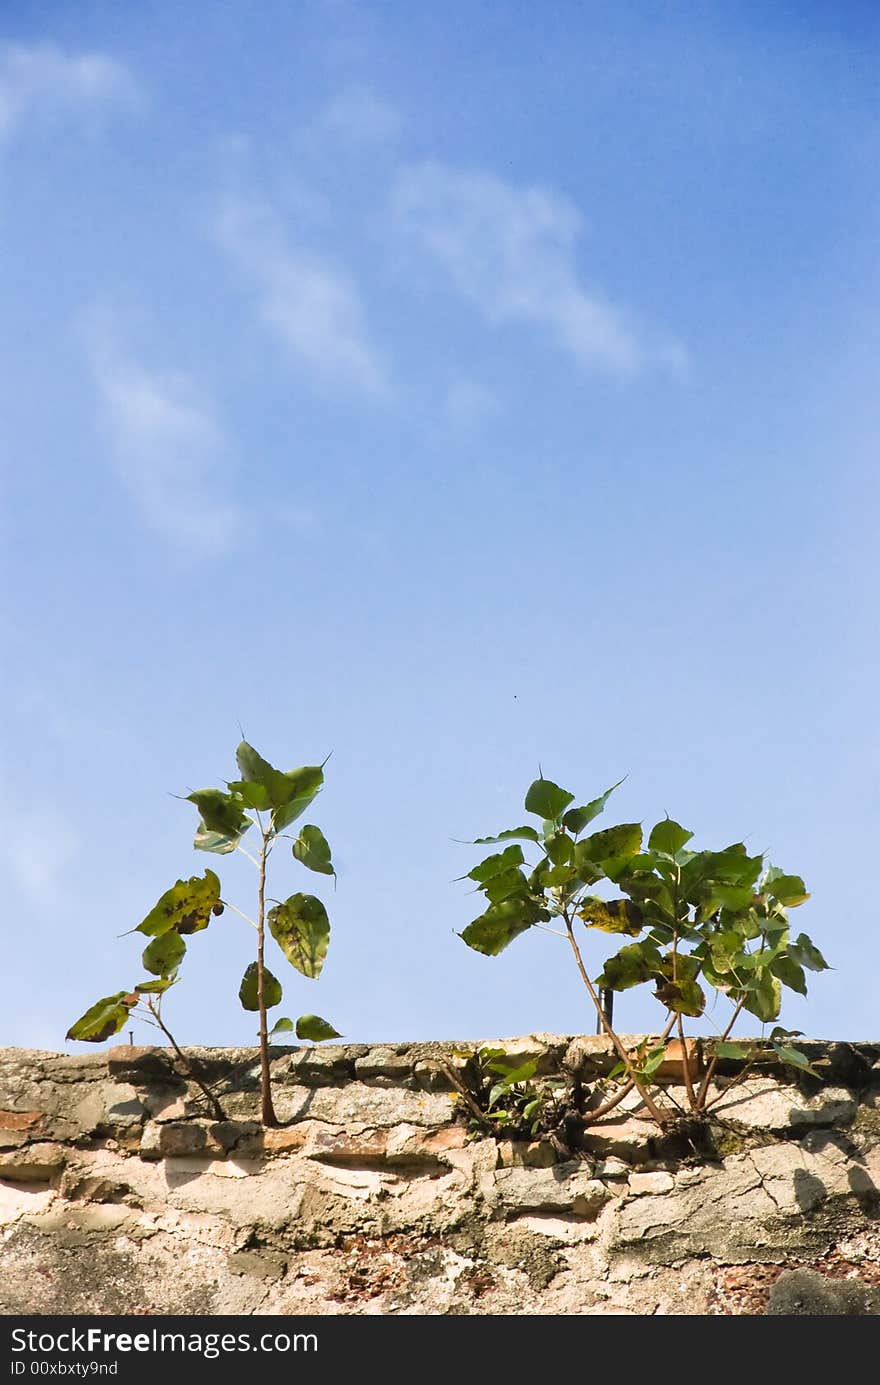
[563,915,668,1127]
[256,830,279,1127]
[235,842,260,868]
[220,898,258,931]
[676,1014,699,1111]
[703,1058,758,1112]
[439,1061,490,1126]
[583,1079,637,1123]
[146,1000,226,1121]
[696,993,747,1109]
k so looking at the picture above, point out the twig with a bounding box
[677,1014,699,1111]
[696,994,747,1109]
[563,917,669,1127]
[439,1061,490,1126]
[146,1001,226,1121]
[220,898,258,931]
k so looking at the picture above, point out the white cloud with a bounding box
[0,807,79,910]
[0,41,139,141]
[86,318,243,555]
[392,161,685,376]
[446,380,500,426]
[310,86,402,148]
[216,198,389,398]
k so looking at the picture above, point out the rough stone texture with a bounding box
[2,1037,880,1316]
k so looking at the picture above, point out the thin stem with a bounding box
[235,842,260,868]
[132,1009,162,1032]
[667,861,699,1112]
[695,993,747,1109]
[583,1079,636,1123]
[146,1000,225,1121]
[256,829,279,1127]
[703,1059,758,1112]
[677,1014,699,1111]
[583,1011,678,1125]
[563,914,668,1127]
[221,898,258,931]
[440,1062,492,1126]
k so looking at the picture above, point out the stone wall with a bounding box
[2,1037,880,1316]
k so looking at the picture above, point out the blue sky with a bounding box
[2,1,878,1049]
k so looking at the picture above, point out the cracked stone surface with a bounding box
[2,1040,880,1315]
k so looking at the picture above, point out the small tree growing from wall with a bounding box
[67,741,341,1127]
[459,773,829,1126]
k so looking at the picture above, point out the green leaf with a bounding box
[706,850,764,887]
[233,743,321,814]
[788,933,829,972]
[532,860,576,889]
[226,781,271,811]
[268,893,330,979]
[186,789,252,844]
[743,971,782,1023]
[638,1044,668,1078]
[576,823,643,880]
[136,871,221,938]
[134,977,176,995]
[561,780,625,835]
[467,844,525,885]
[648,819,694,856]
[524,777,575,822]
[238,962,282,1012]
[235,740,281,787]
[654,977,706,1017]
[770,954,807,996]
[141,931,186,977]
[544,832,574,866]
[193,821,238,853]
[681,849,763,896]
[483,868,530,905]
[295,1014,342,1042]
[269,1017,295,1038]
[763,867,810,907]
[616,868,674,917]
[772,1044,819,1077]
[656,950,701,982]
[271,766,325,831]
[710,1041,754,1060]
[292,824,335,876]
[596,940,662,992]
[488,1082,508,1108]
[66,992,137,1043]
[487,1057,538,1083]
[460,897,550,956]
[471,826,541,845]
[696,883,757,918]
[578,897,644,936]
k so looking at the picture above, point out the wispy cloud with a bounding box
[216,197,389,398]
[85,316,243,556]
[0,41,139,141]
[308,86,402,149]
[0,806,79,910]
[392,161,685,376]
[446,380,500,427]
